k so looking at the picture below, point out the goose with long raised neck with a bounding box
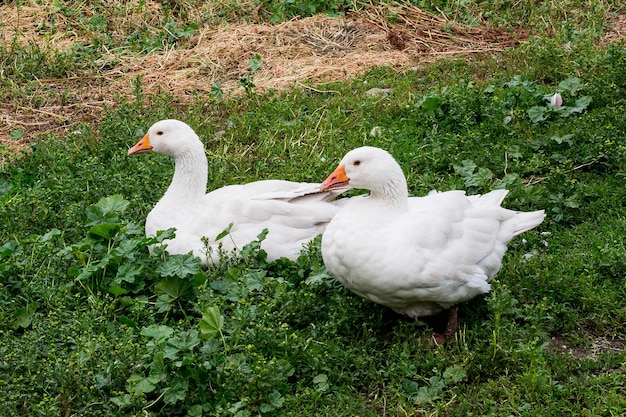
[128,119,346,264]
[319,146,545,343]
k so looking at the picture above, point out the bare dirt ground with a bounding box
[550,335,626,369]
[0,2,624,161]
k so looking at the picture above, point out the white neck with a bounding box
[162,145,208,203]
[368,167,409,210]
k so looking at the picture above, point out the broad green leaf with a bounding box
[178,23,197,39]
[164,378,188,404]
[187,405,203,417]
[163,330,201,361]
[495,173,520,189]
[210,279,234,293]
[86,195,129,226]
[507,145,522,159]
[95,194,129,214]
[13,302,39,329]
[168,330,201,352]
[453,159,491,188]
[415,386,438,404]
[155,228,177,243]
[162,343,181,361]
[551,134,574,145]
[313,374,328,384]
[211,81,223,99]
[474,167,494,186]
[0,179,14,198]
[418,95,442,115]
[127,373,158,394]
[504,75,522,87]
[527,105,547,123]
[557,77,582,95]
[155,277,191,299]
[88,223,120,240]
[38,228,61,243]
[157,254,201,278]
[85,205,112,226]
[429,375,446,392]
[118,315,137,328]
[113,239,141,258]
[110,395,132,408]
[225,267,242,282]
[76,261,105,282]
[114,263,141,285]
[94,372,111,389]
[109,285,128,296]
[149,352,167,380]
[249,54,264,74]
[260,403,274,413]
[199,306,224,339]
[215,223,233,241]
[566,95,592,114]
[244,270,266,291]
[10,129,24,140]
[453,159,477,179]
[313,373,329,392]
[256,228,268,242]
[155,294,173,313]
[0,240,21,258]
[305,270,333,285]
[402,379,419,395]
[443,364,468,384]
[140,324,174,341]
[124,221,144,236]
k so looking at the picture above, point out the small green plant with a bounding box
[238,54,264,93]
[402,364,467,405]
[261,0,352,23]
[62,195,167,297]
[9,129,24,141]
[526,77,593,123]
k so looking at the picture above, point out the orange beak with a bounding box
[320,165,350,191]
[128,133,152,155]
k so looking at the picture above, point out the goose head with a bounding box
[320,147,408,201]
[128,119,202,157]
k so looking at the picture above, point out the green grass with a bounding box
[1,1,626,416]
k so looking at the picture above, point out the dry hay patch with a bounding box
[118,4,526,98]
[1,4,524,160]
[2,1,598,161]
[122,15,415,96]
[603,13,626,44]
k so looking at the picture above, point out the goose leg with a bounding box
[442,305,459,338]
[432,305,459,346]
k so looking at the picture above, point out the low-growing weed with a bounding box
[260,0,353,23]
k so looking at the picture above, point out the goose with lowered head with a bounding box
[319,146,545,342]
[128,119,345,264]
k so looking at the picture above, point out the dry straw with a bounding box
[1,1,624,158]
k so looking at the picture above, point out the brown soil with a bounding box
[550,335,626,361]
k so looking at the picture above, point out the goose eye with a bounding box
[353,160,361,166]
[156,131,164,136]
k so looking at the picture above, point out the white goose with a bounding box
[319,146,545,341]
[128,119,345,264]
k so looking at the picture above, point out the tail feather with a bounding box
[513,210,546,236]
[479,189,545,236]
